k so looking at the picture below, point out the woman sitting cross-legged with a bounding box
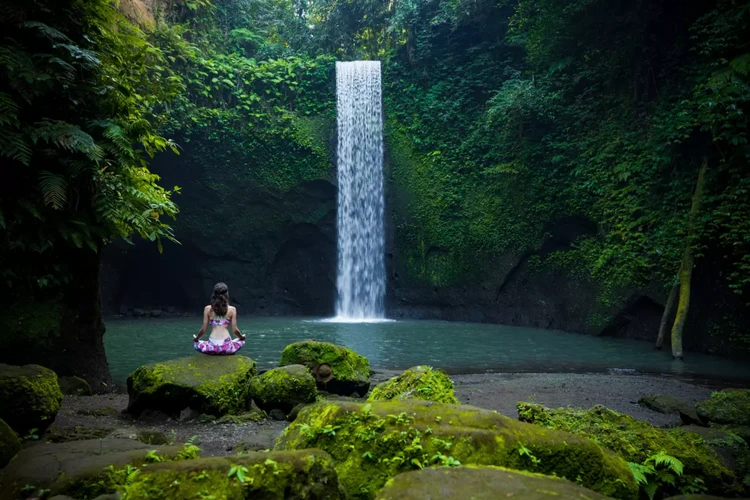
[193,282,246,355]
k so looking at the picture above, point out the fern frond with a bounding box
[23,21,72,42]
[729,53,750,76]
[649,451,683,475]
[55,43,100,67]
[627,462,649,486]
[0,92,20,127]
[0,130,32,165]
[38,170,68,210]
[30,120,104,162]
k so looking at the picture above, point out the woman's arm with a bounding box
[194,307,209,341]
[231,308,245,340]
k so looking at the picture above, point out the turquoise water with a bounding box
[103,317,750,385]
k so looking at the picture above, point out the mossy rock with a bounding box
[367,366,458,404]
[517,402,739,495]
[696,389,750,426]
[121,449,342,499]
[126,355,256,416]
[0,418,20,468]
[248,365,318,414]
[0,438,183,500]
[280,341,370,396]
[375,465,610,499]
[638,394,700,424]
[0,363,63,435]
[58,376,93,396]
[276,399,637,499]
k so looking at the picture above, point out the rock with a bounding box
[697,389,750,426]
[118,304,129,316]
[248,364,317,414]
[216,412,265,424]
[367,366,458,404]
[150,309,163,318]
[0,363,63,435]
[269,409,287,421]
[375,465,610,499]
[58,376,93,396]
[132,308,146,317]
[46,426,114,443]
[0,438,182,500]
[288,403,306,422]
[126,355,256,416]
[232,427,286,453]
[77,407,119,417]
[179,407,202,422]
[276,399,637,499]
[107,429,171,445]
[517,402,739,495]
[678,425,750,490]
[0,418,21,468]
[120,449,342,499]
[279,341,370,396]
[638,394,701,424]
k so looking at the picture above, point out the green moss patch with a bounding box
[367,366,458,404]
[517,402,738,495]
[697,389,750,426]
[376,465,611,499]
[280,341,370,396]
[276,399,637,499]
[0,363,62,435]
[249,365,317,414]
[126,355,256,417]
[121,449,342,500]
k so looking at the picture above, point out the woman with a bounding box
[193,282,246,355]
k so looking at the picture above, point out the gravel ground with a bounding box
[50,371,729,456]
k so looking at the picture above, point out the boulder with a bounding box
[276,399,637,499]
[367,366,458,404]
[375,465,610,499]
[279,341,369,396]
[0,418,21,468]
[120,449,342,499]
[108,429,171,445]
[697,389,750,426]
[517,402,738,495]
[126,355,256,416]
[248,365,318,414]
[638,394,701,424]
[58,376,93,396]
[679,425,750,491]
[0,363,63,435]
[0,438,182,500]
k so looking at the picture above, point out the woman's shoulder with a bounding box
[204,305,212,312]
[228,305,237,314]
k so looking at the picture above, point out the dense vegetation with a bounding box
[1,0,749,385]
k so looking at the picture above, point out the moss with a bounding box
[276,399,637,499]
[248,365,318,414]
[376,465,611,499]
[279,341,370,396]
[58,376,93,396]
[517,402,739,495]
[77,407,119,417]
[696,389,750,426]
[367,366,458,404]
[0,363,63,435]
[126,355,256,416]
[0,417,21,468]
[121,450,342,500]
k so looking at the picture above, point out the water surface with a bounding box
[104,317,750,385]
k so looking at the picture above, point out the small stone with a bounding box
[58,376,93,396]
[269,409,286,421]
[150,309,163,318]
[132,308,146,317]
[179,407,202,422]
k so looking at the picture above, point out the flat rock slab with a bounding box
[127,355,256,416]
[0,438,182,500]
[638,394,701,424]
[121,449,342,499]
[375,466,610,500]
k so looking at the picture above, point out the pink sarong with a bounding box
[194,337,244,355]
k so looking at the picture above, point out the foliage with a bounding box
[629,451,707,500]
[0,0,181,295]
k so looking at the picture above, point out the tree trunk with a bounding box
[58,246,114,392]
[670,159,708,360]
[655,282,679,349]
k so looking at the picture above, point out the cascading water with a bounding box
[334,61,385,321]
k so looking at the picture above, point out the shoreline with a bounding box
[53,371,726,457]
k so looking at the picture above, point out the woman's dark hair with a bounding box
[211,282,229,316]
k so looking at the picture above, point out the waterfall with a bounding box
[334,61,385,320]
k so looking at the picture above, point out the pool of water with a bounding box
[104,317,750,385]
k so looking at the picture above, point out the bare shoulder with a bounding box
[228,305,237,316]
[204,305,211,313]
